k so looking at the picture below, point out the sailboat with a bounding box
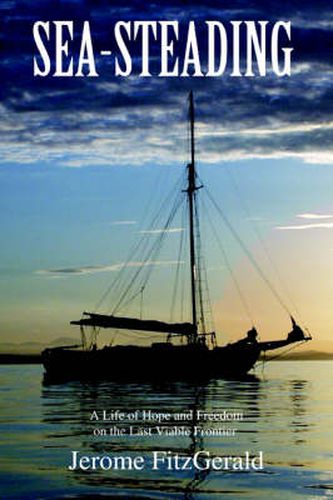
[42,92,311,381]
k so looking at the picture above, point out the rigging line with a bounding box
[117,228,169,315]
[93,171,185,312]
[110,106,190,318]
[140,164,180,231]
[100,172,185,310]
[121,329,159,338]
[204,185,292,317]
[116,286,145,316]
[93,233,151,313]
[132,187,186,296]
[122,174,185,283]
[193,193,207,334]
[224,164,303,322]
[140,286,144,320]
[261,340,308,363]
[196,195,215,334]
[116,329,164,340]
[109,173,186,300]
[196,197,216,337]
[111,216,179,315]
[170,198,187,322]
[180,208,188,323]
[111,188,186,314]
[201,195,256,327]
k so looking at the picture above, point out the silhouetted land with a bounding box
[0,354,42,364]
[264,350,333,361]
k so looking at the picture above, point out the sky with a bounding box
[0,0,332,351]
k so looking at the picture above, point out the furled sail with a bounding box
[71,312,195,336]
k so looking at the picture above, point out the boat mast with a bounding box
[188,91,199,343]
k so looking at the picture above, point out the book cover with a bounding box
[1,1,332,499]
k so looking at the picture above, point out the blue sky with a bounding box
[0,0,332,348]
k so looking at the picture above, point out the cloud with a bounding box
[111,220,137,226]
[37,260,184,276]
[297,213,333,220]
[1,1,332,167]
[138,228,184,234]
[37,264,122,275]
[276,222,333,230]
[199,121,333,138]
[276,212,333,230]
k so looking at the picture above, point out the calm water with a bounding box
[0,361,332,499]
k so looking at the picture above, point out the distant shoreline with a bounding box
[0,352,333,365]
[0,354,42,364]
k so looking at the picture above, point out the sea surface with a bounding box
[0,361,332,499]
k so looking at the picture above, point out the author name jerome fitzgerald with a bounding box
[68,450,264,471]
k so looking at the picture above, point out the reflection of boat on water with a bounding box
[41,377,263,497]
[42,92,311,381]
[41,373,311,498]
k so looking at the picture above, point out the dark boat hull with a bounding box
[42,342,261,382]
